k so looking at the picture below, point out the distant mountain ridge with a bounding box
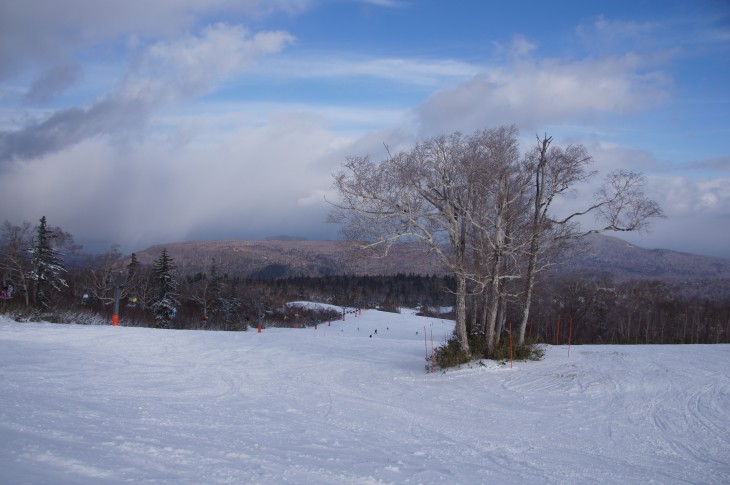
[132,234,730,298]
[133,239,447,278]
[560,234,730,281]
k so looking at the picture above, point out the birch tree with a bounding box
[80,245,126,306]
[516,136,664,345]
[0,221,34,306]
[331,132,477,353]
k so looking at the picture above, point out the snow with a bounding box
[1,309,729,484]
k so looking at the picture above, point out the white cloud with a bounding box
[0,112,350,251]
[0,0,309,81]
[256,54,481,88]
[415,54,673,136]
[358,0,408,7]
[492,34,538,58]
[0,24,295,163]
[124,23,295,102]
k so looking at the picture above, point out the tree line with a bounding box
[0,217,452,329]
[0,216,727,344]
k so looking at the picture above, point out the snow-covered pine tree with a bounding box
[27,216,68,308]
[151,248,179,328]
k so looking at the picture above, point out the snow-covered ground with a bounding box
[1,309,728,484]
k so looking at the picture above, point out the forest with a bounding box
[1,217,728,346]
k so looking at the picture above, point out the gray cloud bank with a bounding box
[1,3,728,259]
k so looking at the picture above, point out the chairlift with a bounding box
[1,281,15,299]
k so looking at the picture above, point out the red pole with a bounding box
[112,314,119,326]
[568,317,573,357]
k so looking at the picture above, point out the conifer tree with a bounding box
[28,216,67,308]
[151,248,179,327]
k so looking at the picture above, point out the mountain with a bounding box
[131,235,730,297]
[558,234,730,281]
[132,239,447,278]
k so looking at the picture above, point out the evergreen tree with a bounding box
[27,216,67,308]
[151,248,179,327]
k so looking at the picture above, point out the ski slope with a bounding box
[1,309,728,484]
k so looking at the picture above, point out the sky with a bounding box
[0,0,728,257]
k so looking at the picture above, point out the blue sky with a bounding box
[0,0,728,258]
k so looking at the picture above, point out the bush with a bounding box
[432,337,471,370]
[491,338,545,362]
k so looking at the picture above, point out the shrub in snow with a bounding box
[433,337,472,370]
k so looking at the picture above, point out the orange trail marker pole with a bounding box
[112,284,121,326]
[568,317,573,358]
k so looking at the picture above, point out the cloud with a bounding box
[0,96,150,163]
[650,176,730,217]
[124,24,295,102]
[0,0,309,81]
[23,64,82,104]
[358,0,407,7]
[682,155,730,173]
[0,24,294,163]
[577,16,658,53]
[492,35,538,58]
[259,54,481,88]
[0,111,350,251]
[415,53,673,136]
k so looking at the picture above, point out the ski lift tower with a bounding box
[110,271,126,326]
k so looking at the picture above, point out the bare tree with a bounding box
[516,136,664,345]
[465,126,531,356]
[331,132,477,353]
[0,221,34,306]
[79,245,126,306]
[182,258,223,327]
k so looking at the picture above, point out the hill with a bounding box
[132,234,730,298]
[133,239,447,278]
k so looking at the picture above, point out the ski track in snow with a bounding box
[1,310,729,484]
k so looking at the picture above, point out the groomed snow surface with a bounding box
[1,308,729,484]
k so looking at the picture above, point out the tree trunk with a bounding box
[485,266,501,357]
[455,272,469,353]
[517,244,538,345]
